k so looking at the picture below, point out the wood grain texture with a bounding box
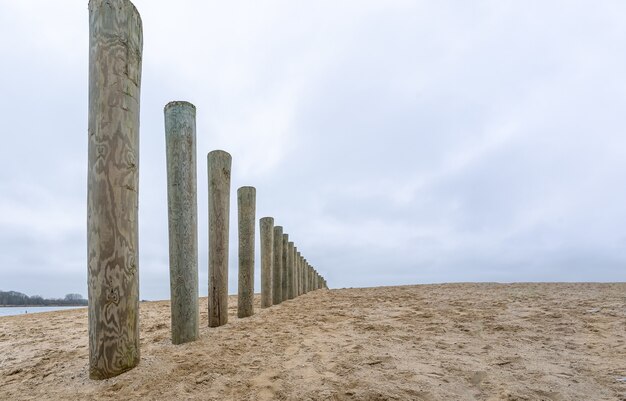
[207,150,231,327]
[237,186,256,318]
[87,0,142,380]
[164,101,199,345]
[259,217,274,308]
[272,226,283,304]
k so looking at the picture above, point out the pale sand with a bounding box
[1,283,625,400]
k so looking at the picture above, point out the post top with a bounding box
[207,149,232,160]
[164,100,196,111]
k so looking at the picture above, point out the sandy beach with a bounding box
[0,283,624,400]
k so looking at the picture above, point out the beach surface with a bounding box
[1,283,625,400]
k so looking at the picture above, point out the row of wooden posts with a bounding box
[167,100,328,346]
[86,0,326,380]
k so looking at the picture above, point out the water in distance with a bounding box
[0,306,86,317]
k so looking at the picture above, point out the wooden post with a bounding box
[300,256,305,295]
[303,259,307,293]
[296,252,302,296]
[293,247,298,298]
[88,0,142,380]
[260,217,274,308]
[208,150,231,327]
[237,187,256,318]
[164,101,199,345]
[305,260,309,293]
[287,242,295,299]
[272,226,283,304]
[281,234,289,302]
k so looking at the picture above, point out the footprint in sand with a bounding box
[251,369,280,401]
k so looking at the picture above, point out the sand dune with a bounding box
[1,283,625,400]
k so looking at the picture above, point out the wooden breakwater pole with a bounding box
[272,226,283,304]
[237,187,256,318]
[260,217,274,308]
[87,0,142,380]
[297,252,303,296]
[293,246,298,298]
[164,101,199,344]
[287,242,295,299]
[302,258,308,294]
[208,150,231,327]
[300,255,305,295]
[281,233,289,302]
[295,251,300,296]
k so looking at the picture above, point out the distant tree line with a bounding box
[0,290,88,306]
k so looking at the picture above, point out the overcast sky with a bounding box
[1,1,625,300]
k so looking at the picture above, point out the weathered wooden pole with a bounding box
[287,242,295,299]
[208,150,231,327]
[281,234,289,302]
[164,101,199,345]
[237,187,256,318]
[88,0,142,380]
[260,217,274,308]
[293,247,298,297]
[296,251,302,296]
[301,256,305,295]
[299,254,304,296]
[302,258,308,294]
[304,259,309,293]
[272,226,283,304]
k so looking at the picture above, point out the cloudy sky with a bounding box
[1,1,625,300]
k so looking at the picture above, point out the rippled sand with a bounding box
[1,283,625,400]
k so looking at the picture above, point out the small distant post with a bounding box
[281,234,289,302]
[260,217,274,308]
[293,247,298,298]
[296,251,302,296]
[237,187,256,318]
[302,258,307,294]
[208,150,231,327]
[287,242,295,299]
[164,101,199,345]
[305,260,309,293]
[272,226,283,304]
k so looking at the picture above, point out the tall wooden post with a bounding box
[88,0,142,380]
[272,226,283,304]
[164,101,198,345]
[304,259,308,293]
[237,187,256,318]
[301,258,307,294]
[208,150,231,327]
[296,251,302,296]
[287,242,295,299]
[260,217,273,308]
[281,234,289,302]
[293,247,298,298]
[300,256,305,295]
